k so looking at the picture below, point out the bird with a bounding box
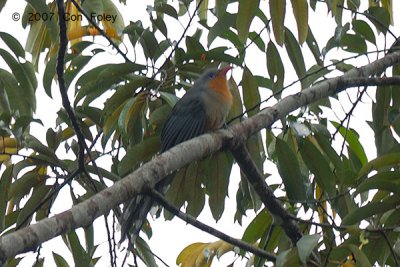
[120,66,233,244]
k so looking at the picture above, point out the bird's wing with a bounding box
[160,93,207,152]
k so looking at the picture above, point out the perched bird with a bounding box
[120,66,233,243]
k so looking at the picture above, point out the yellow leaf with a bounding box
[177,240,235,267]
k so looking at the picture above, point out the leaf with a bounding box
[352,20,376,45]
[74,62,145,105]
[237,0,260,43]
[242,66,261,117]
[135,236,158,267]
[266,41,284,96]
[25,0,58,43]
[0,70,31,116]
[242,209,271,244]
[344,244,372,267]
[340,34,367,53]
[0,49,36,112]
[358,153,400,177]
[205,152,233,221]
[0,32,25,59]
[355,171,400,195]
[270,0,285,46]
[52,252,69,267]
[159,91,179,108]
[306,27,322,65]
[24,134,59,163]
[296,234,321,264]
[299,138,337,197]
[177,240,233,267]
[366,7,390,34]
[208,13,236,47]
[290,0,308,44]
[284,28,306,88]
[16,185,51,228]
[118,136,161,176]
[0,165,13,232]
[65,231,92,267]
[154,2,178,19]
[276,138,308,202]
[196,0,208,21]
[342,195,400,225]
[331,121,367,165]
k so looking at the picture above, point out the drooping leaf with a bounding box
[267,41,285,97]
[237,0,260,43]
[270,0,285,46]
[296,234,321,264]
[290,0,308,44]
[299,138,337,197]
[242,66,261,117]
[284,28,306,88]
[276,138,308,202]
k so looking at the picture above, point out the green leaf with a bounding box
[0,165,13,232]
[159,91,179,108]
[276,248,299,267]
[270,0,285,46]
[352,19,376,45]
[237,0,260,43]
[0,49,36,112]
[355,171,400,195]
[16,185,51,228]
[342,195,400,225]
[24,134,59,163]
[242,66,260,117]
[205,152,233,221]
[135,236,158,267]
[305,27,322,66]
[366,7,390,34]
[196,0,208,21]
[0,32,25,59]
[0,69,31,116]
[358,153,400,177]
[118,136,160,175]
[25,0,58,43]
[155,2,178,19]
[43,56,57,98]
[344,244,372,266]
[242,209,271,244]
[284,28,306,88]
[266,41,284,96]
[331,121,367,165]
[296,234,321,264]
[65,231,92,267]
[52,252,69,267]
[290,0,308,44]
[75,62,145,105]
[208,13,236,47]
[299,138,336,197]
[276,138,308,202]
[340,34,367,53]
[184,162,205,218]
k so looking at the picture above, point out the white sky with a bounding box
[0,0,399,266]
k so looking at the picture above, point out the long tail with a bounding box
[119,173,174,243]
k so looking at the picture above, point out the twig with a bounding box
[148,188,277,262]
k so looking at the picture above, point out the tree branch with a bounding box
[231,145,302,244]
[148,189,276,262]
[1,50,400,263]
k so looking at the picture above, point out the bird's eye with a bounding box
[207,72,215,78]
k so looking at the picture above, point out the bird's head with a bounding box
[194,66,232,95]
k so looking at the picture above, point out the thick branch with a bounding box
[1,50,400,262]
[149,189,276,262]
